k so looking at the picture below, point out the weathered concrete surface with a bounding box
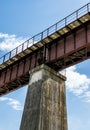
[20,64,68,130]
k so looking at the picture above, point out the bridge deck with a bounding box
[0,3,90,96]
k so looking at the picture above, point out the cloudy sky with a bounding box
[0,0,90,130]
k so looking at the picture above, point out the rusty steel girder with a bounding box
[0,3,90,96]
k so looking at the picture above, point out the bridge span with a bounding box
[0,3,90,96]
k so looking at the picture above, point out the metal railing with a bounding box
[0,2,90,64]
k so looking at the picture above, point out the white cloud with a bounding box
[66,66,90,95]
[0,32,27,51]
[0,97,8,101]
[0,97,23,111]
[64,65,90,102]
[81,91,90,103]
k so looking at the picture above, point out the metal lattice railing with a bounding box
[0,2,90,64]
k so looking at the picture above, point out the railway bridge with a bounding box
[0,3,90,130]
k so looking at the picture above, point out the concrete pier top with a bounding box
[29,64,66,82]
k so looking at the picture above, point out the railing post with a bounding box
[16,47,18,55]
[87,3,90,12]
[27,40,29,48]
[41,32,43,40]
[9,51,11,59]
[65,17,67,26]
[47,28,49,36]
[3,55,5,63]
[55,23,57,31]
[76,10,78,19]
[22,43,24,51]
[33,36,34,45]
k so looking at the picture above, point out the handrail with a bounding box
[0,2,90,64]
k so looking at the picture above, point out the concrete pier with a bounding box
[20,64,68,130]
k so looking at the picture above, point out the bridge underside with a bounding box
[0,11,90,96]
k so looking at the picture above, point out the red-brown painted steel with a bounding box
[0,23,90,96]
[0,3,90,96]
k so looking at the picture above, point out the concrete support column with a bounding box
[20,64,68,130]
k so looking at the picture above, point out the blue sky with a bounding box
[0,0,90,130]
